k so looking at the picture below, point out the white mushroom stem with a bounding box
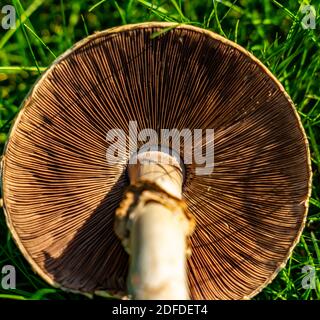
[115,150,194,300]
[128,201,189,299]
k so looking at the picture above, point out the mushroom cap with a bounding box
[1,22,311,300]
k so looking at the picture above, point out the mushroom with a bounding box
[1,22,312,300]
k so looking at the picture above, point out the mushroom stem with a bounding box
[128,200,189,299]
[115,150,194,299]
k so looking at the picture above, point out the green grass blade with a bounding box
[88,0,107,13]
[23,24,56,59]
[0,66,47,73]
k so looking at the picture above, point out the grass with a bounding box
[0,0,319,300]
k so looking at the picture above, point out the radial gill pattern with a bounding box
[1,23,311,300]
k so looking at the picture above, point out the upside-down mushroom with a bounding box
[1,22,312,300]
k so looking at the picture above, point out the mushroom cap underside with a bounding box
[1,22,312,300]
